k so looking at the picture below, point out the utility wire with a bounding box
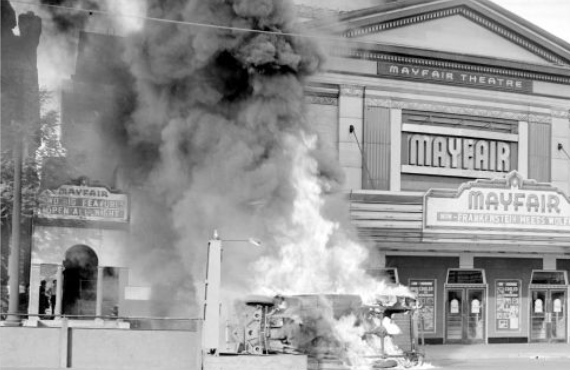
[10,0,352,44]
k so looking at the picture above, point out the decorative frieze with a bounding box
[340,85,364,97]
[551,110,570,119]
[365,98,553,123]
[304,96,338,106]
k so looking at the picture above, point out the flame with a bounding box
[252,132,412,303]
[250,132,418,369]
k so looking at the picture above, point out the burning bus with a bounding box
[226,293,425,369]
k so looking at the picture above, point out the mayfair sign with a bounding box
[407,133,511,172]
[378,62,532,92]
[424,172,570,234]
[37,185,129,223]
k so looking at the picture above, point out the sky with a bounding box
[492,0,570,43]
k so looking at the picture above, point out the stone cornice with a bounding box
[329,50,570,85]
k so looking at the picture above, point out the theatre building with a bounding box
[25,33,155,325]
[305,0,570,343]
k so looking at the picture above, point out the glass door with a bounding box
[549,290,566,342]
[467,288,485,342]
[530,290,547,341]
[530,289,567,342]
[446,289,464,342]
[445,287,486,343]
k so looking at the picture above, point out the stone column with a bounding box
[54,265,63,318]
[117,267,129,317]
[96,266,104,317]
[27,264,41,320]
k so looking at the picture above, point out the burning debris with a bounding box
[228,293,425,369]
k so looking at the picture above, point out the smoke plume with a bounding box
[117,0,335,315]
[31,0,407,325]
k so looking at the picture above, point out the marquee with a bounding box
[424,172,570,234]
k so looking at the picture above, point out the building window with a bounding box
[530,270,567,285]
[446,269,485,284]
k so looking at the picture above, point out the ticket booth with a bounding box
[444,269,487,344]
[529,270,568,343]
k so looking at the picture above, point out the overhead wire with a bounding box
[9,0,353,45]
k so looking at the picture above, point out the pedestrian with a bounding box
[47,279,57,318]
[39,280,49,317]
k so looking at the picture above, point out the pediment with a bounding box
[311,0,570,67]
[351,14,551,65]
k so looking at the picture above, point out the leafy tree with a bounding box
[35,89,66,162]
[0,89,63,226]
[0,155,40,224]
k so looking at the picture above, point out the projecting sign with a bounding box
[377,62,532,92]
[424,171,570,234]
[37,185,129,223]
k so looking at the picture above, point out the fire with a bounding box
[252,132,412,303]
[249,132,420,369]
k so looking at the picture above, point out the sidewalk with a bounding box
[424,343,570,361]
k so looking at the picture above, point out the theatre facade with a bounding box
[305,0,570,343]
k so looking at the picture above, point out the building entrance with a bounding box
[62,245,98,317]
[529,288,567,342]
[445,287,486,343]
[444,268,487,344]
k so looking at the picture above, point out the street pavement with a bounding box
[423,343,570,361]
[431,358,570,370]
[423,343,570,369]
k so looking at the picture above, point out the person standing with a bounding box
[47,280,57,318]
[38,280,49,317]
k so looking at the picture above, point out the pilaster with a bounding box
[338,85,364,191]
[390,108,402,191]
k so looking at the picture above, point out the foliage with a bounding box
[35,89,66,161]
[1,88,64,225]
[0,153,41,224]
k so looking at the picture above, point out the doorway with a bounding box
[445,287,486,343]
[529,288,567,342]
[62,245,98,317]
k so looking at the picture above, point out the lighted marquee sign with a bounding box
[424,171,570,234]
[37,185,129,223]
